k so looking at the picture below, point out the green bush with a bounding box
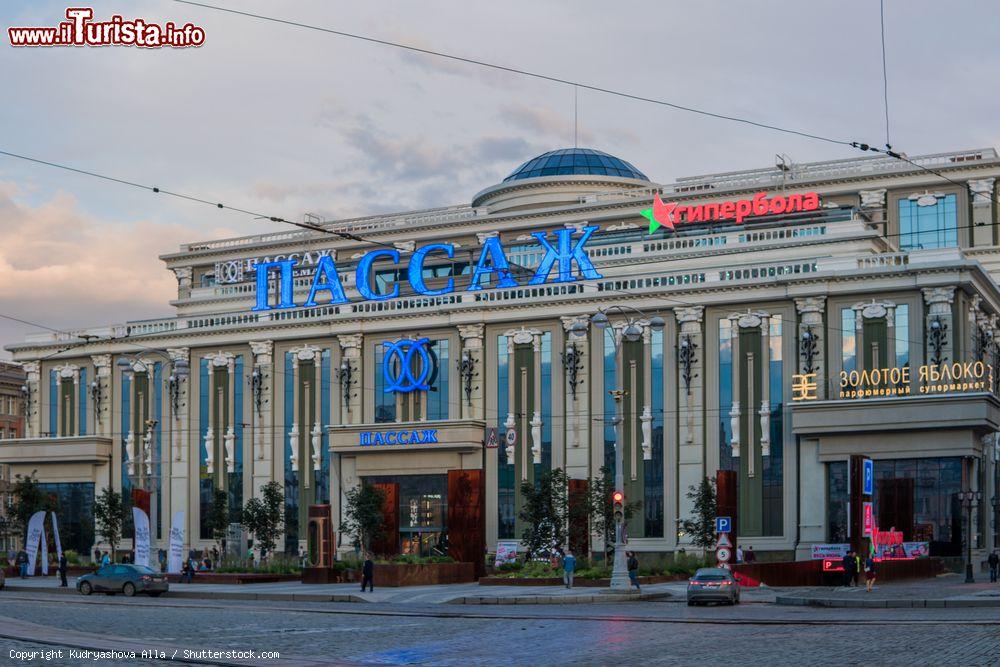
[383,554,456,565]
[63,550,81,566]
[215,553,301,575]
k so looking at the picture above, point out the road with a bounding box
[3,591,1000,666]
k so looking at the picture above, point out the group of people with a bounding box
[11,549,70,586]
[841,550,878,592]
[551,549,642,592]
[734,545,757,564]
[179,547,221,582]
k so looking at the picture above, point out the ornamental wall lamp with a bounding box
[337,359,356,409]
[678,334,698,395]
[561,343,585,400]
[799,326,819,375]
[457,350,479,407]
[928,316,948,366]
[248,365,269,416]
[89,380,103,419]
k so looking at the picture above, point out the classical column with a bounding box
[248,341,273,496]
[172,267,193,300]
[531,333,543,467]
[91,355,112,437]
[21,361,40,438]
[166,348,189,464]
[338,334,363,424]
[968,178,995,247]
[71,367,81,436]
[794,297,826,399]
[457,324,485,420]
[560,315,590,477]
[923,287,956,366]
[859,188,888,233]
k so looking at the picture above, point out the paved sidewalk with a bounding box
[2,574,679,605]
[776,572,1000,608]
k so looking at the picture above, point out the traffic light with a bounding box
[612,490,624,523]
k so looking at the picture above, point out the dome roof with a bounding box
[503,148,649,182]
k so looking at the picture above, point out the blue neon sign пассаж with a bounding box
[359,429,439,446]
[252,226,603,312]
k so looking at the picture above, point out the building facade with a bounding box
[4,147,1000,564]
[0,361,26,552]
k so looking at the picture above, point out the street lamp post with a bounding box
[571,305,664,591]
[959,489,982,583]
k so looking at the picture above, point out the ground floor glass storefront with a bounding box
[38,482,95,555]
[364,474,448,557]
[827,457,964,556]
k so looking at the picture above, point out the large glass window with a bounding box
[426,340,450,421]
[364,474,448,558]
[841,308,857,374]
[718,319,735,472]
[894,305,910,368]
[645,329,664,537]
[496,335,514,539]
[539,332,552,474]
[283,352,298,553]
[899,193,958,250]
[78,368,87,436]
[827,457,964,556]
[48,370,57,437]
[764,316,783,536]
[198,359,212,540]
[38,482,95,555]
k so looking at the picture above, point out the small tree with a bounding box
[242,481,284,563]
[93,486,124,561]
[518,468,569,560]
[206,487,230,556]
[10,472,55,547]
[586,466,641,555]
[340,484,385,555]
[681,477,717,550]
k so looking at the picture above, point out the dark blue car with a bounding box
[76,564,168,597]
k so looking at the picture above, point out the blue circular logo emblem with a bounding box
[383,338,432,393]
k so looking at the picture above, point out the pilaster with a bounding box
[675,305,704,542]
[90,354,112,437]
[794,297,826,399]
[248,341,274,497]
[968,178,995,246]
[560,315,590,478]
[21,361,40,438]
[923,287,956,366]
[457,324,485,420]
[337,334,363,423]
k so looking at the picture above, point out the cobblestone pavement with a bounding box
[3,592,1000,666]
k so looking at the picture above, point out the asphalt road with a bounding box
[3,591,1000,666]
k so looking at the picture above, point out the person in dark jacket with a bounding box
[58,553,68,587]
[841,551,856,587]
[988,550,999,583]
[361,554,374,592]
[16,550,28,578]
[627,551,641,592]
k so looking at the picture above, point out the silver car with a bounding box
[687,567,740,606]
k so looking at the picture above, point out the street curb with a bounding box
[2,584,367,603]
[775,595,1000,608]
[446,592,673,605]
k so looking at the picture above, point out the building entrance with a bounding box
[364,474,448,557]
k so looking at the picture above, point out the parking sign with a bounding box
[863,458,874,496]
[715,516,732,534]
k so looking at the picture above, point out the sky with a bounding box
[1,0,999,358]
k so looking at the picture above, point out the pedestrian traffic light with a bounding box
[612,490,624,523]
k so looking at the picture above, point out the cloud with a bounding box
[0,183,235,355]
[500,104,592,145]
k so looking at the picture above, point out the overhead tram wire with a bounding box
[173,0,855,149]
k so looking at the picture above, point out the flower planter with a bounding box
[478,574,685,586]
[164,572,301,584]
[331,562,475,587]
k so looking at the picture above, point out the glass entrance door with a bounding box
[364,474,448,557]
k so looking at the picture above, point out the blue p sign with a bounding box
[863,458,874,496]
[715,516,732,533]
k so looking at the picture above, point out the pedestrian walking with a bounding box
[58,552,68,587]
[16,549,28,578]
[361,554,375,593]
[988,550,999,583]
[101,551,110,567]
[841,551,855,587]
[93,547,101,564]
[735,545,744,564]
[864,554,877,592]
[562,550,576,589]
[745,546,756,564]
[627,551,641,592]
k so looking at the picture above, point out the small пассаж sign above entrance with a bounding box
[359,429,440,446]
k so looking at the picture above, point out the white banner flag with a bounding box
[51,512,63,561]
[167,511,185,574]
[25,511,46,576]
[132,507,151,568]
[40,527,48,576]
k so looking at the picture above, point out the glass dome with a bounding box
[502,148,648,182]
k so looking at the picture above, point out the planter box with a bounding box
[479,574,684,586]
[334,562,475,587]
[165,572,300,585]
[301,567,354,584]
